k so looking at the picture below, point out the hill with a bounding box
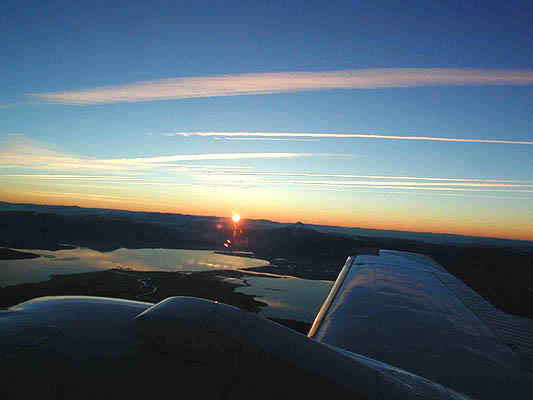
[0,211,215,252]
[1,201,531,247]
[0,207,532,320]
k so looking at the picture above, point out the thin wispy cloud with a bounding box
[97,152,323,165]
[0,135,325,171]
[31,190,135,200]
[383,192,533,201]
[30,68,533,105]
[371,186,533,194]
[191,172,533,191]
[175,169,533,198]
[170,164,254,170]
[2,136,530,205]
[269,179,533,189]
[196,176,533,188]
[5,176,532,202]
[265,180,533,193]
[22,190,178,207]
[7,171,533,192]
[8,177,532,200]
[0,152,313,170]
[164,131,533,146]
[289,187,533,200]
[185,170,533,183]
[223,138,321,142]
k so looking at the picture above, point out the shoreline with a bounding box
[0,248,41,260]
[214,250,258,259]
[0,267,312,334]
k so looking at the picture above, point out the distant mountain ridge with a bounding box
[279,222,319,235]
[1,203,533,320]
[0,201,531,247]
[0,210,215,252]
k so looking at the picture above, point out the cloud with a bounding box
[267,179,533,189]
[97,152,324,166]
[380,191,533,201]
[173,166,533,198]
[0,152,313,170]
[2,135,530,203]
[184,170,533,183]
[8,169,532,193]
[191,172,533,190]
[263,179,533,193]
[7,176,531,202]
[30,68,533,105]
[0,135,326,171]
[17,189,178,207]
[170,164,254,169]
[223,138,321,142]
[164,131,533,145]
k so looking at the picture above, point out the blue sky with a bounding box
[1,1,532,240]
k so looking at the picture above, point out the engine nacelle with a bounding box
[134,296,381,399]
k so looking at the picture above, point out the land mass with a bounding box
[1,200,531,247]
[0,268,261,310]
[0,268,311,334]
[1,207,532,321]
[0,248,41,260]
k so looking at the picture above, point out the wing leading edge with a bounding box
[309,249,533,399]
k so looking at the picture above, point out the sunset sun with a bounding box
[232,213,240,223]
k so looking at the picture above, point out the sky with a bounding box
[1,1,533,240]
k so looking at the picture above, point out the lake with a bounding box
[0,247,333,323]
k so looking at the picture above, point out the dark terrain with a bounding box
[0,248,40,260]
[0,268,311,334]
[0,211,215,251]
[0,269,264,312]
[1,208,532,321]
[3,200,530,248]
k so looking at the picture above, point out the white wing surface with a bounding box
[308,250,533,399]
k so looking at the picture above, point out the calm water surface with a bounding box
[233,275,333,321]
[0,247,269,286]
[0,247,333,322]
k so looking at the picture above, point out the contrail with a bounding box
[30,68,533,105]
[164,131,533,145]
[0,151,330,170]
[188,171,533,183]
[223,137,321,142]
[97,152,332,164]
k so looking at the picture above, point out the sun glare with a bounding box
[232,213,240,223]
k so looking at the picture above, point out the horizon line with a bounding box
[0,198,531,244]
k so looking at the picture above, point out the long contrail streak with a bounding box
[164,131,533,145]
[31,68,533,105]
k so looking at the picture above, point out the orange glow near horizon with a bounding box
[0,191,531,242]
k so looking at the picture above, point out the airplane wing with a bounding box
[308,250,533,400]
[2,249,532,399]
